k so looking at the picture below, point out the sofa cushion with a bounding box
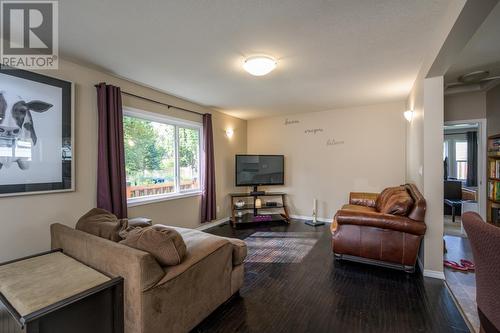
[120,225,187,266]
[155,227,231,286]
[341,204,377,213]
[75,208,127,242]
[379,190,414,216]
[219,237,247,266]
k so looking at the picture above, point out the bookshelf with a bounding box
[487,134,500,226]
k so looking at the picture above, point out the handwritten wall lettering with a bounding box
[327,138,345,146]
[284,119,300,126]
[304,128,324,135]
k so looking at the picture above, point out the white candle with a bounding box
[313,198,317,222]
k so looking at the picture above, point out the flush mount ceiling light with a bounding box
[243,56,277,76]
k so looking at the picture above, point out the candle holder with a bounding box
[305,198,325,226]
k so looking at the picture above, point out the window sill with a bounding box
[127,191,202,208]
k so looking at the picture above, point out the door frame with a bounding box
[444,118,487,221]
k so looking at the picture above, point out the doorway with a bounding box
[442,119,486,332]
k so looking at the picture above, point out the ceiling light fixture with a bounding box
[243,56,277,76]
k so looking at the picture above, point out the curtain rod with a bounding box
[94,84,205,116]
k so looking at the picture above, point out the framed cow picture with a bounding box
[0,66,74,197]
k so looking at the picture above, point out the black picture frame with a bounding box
[0,66,74,196]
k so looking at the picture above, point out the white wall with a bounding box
[423,76,445,275]
[406,75,446,277]
[0,59,247,262]
[247,102,406,220]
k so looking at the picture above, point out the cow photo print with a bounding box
[0,72,63,186]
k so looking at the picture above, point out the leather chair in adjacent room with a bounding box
[331,184,426,272]
[462,212,500,333]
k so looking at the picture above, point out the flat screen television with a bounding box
[235,155,284,187]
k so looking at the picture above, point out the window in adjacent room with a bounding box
[455,141,468,180]
[123,108,201,205]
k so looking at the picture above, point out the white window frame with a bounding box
[123,107,203,207]
[455,140,468,181]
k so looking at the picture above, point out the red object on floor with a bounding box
[460,259,475,271]
[443,260,468,271]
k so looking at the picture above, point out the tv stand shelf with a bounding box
[229,192,290,228]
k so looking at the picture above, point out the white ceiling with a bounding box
[445,2,500,84]
[60,0,456,119]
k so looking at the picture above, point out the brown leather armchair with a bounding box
[331,184,426,272]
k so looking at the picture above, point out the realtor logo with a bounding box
[1,1,58,69]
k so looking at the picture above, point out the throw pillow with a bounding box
[120,225,187,266]
[375,186,406,211]
[76,208,127,242]
[380,190,414,216]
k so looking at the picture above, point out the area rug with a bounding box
[243,231,321,264]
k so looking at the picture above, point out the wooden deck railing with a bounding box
[127,180,199,198]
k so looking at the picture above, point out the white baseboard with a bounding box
[196,217,230,231]
[423,269,445,280]
[290,215,331,223]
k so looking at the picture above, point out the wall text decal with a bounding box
[284,118,300,126]
[304,128,324,135]
[327,138,345,146]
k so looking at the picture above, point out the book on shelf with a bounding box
[488,137,500,153]
[490,160,500,178]
[488,180,500,201]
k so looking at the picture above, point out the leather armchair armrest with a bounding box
[349,192,379,207]
[335,210,426,235]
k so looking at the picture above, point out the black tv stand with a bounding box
[229,192,290,228]
[250,186,265,196]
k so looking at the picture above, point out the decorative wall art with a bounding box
[0,66,74,197]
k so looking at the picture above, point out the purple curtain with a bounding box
[96,83,128,219]
[201,113,216,222]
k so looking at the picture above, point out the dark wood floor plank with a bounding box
[193,220,469,333]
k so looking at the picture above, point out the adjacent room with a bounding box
[0,1,499,333]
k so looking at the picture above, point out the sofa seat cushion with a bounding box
[120,225,187,266]
[341,204,377,213]
[154,227,231,286]
[76,208,127,242]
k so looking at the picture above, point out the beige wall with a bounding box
[406,74,445,277]
[247,102,406,220]
[444,91,486,122]
[486,84,500,136]
[0,59,246,262]
[423,76,445,275]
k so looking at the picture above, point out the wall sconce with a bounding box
[225,128,234,138]
[404,110,414,122]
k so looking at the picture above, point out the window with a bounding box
[455,141,468,180]
[123,109,201,205]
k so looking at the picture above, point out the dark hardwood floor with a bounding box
[193,219,469,333]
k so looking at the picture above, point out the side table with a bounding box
[0,249,123,333]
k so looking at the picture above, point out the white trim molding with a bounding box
[196,217,230,231]
[423,269,445,280]
[127,191,202,207]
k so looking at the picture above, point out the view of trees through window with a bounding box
[123,114,200,200]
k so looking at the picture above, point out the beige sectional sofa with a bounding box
[51,223,246,333]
